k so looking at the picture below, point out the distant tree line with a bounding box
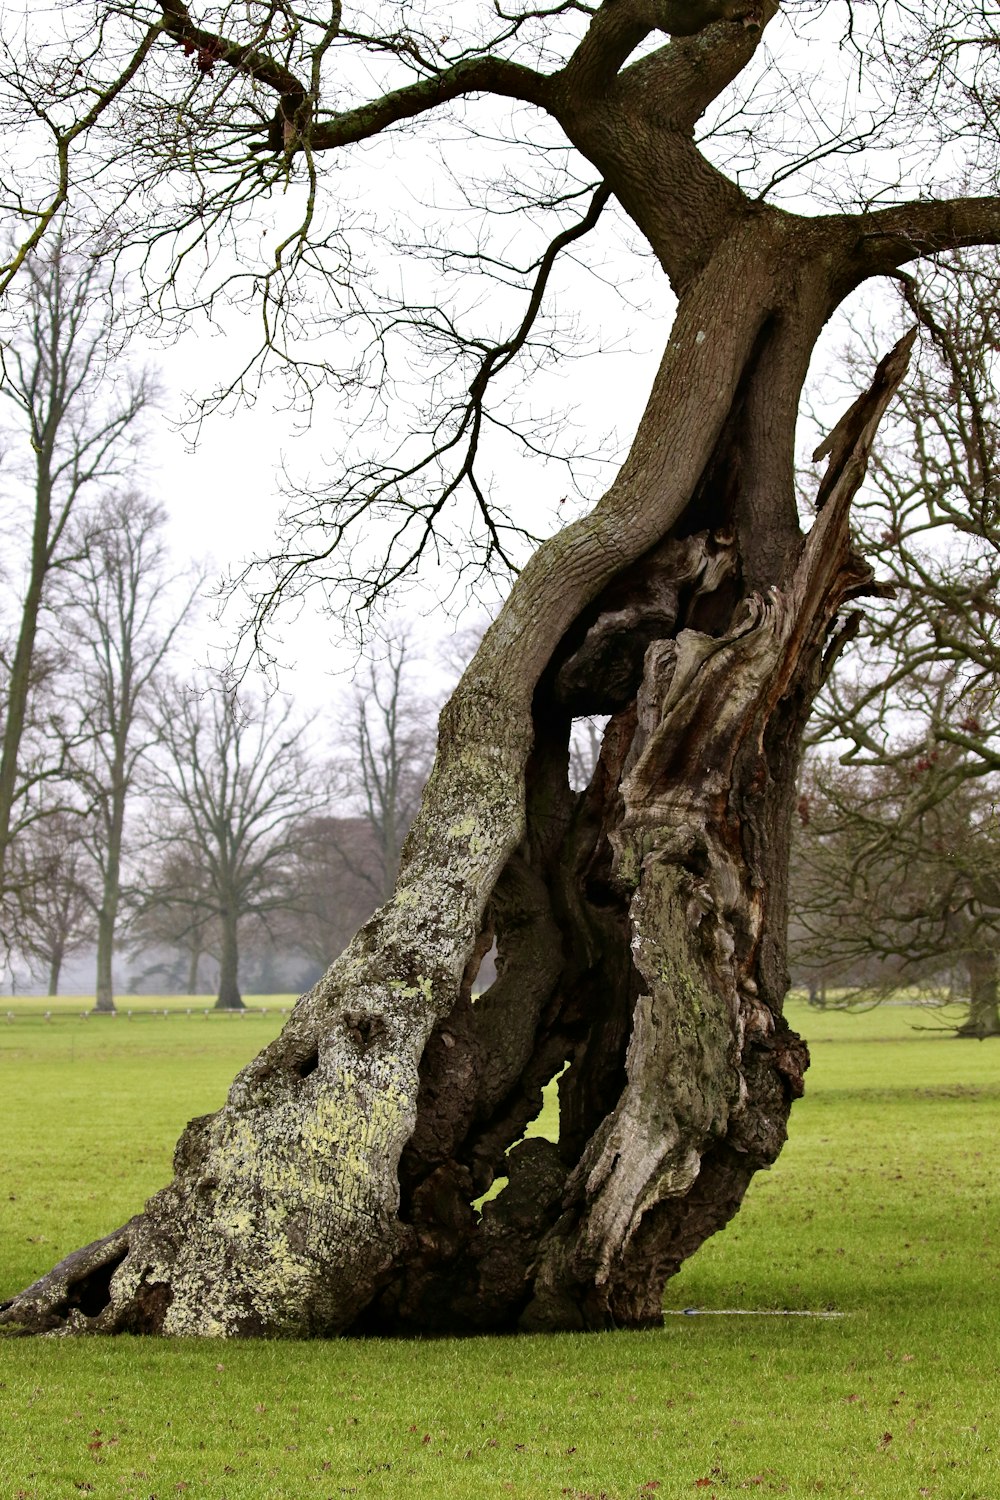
[789,255,1000,1038]
[3,238,997,1031]
[0,236,438,1009]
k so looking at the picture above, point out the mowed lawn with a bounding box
[0,996,997,1500]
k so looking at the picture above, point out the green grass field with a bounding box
[1,995,997,1499]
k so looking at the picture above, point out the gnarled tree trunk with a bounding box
[0,254,914,1335]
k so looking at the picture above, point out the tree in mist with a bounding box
[791,762,1000,1034]
[0,237,153,893]
[148,678,321,1010]
[330,632,436,906]
[289,634,437,977]
[8,1,1000,1338]
[128,848,218,996]
[289,815,392,978]
[14,810,93,995]
[0,643,75,956]
[796,255,1000,1038]
[63,492,201,1012]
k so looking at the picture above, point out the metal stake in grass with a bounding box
[668,1308,847,1318]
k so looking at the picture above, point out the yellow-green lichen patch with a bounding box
[160,1052,417,1336]
[393,974,434,1005]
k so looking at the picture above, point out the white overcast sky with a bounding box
[117,2,910,714]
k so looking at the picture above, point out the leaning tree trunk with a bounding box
[0,239,914,1336]
[957,952,1000,1038]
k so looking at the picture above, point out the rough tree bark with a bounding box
[3,1,1000,1338]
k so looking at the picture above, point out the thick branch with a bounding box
[157,0,551,151]
[614,0,778,129]
[558,0,663,96]
[560,0,771,99]
[854,196,1000,278]
[310,56,553,148]
[158,0,311,102]
[552,5,777,289]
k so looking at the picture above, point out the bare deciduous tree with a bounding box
[63,492,201,1012]
[0,236,153,895]
[147,678,321,1010]
[8,3,1000,1338]
[13,810,94,996]
[797,254,1000,1038]
[329,632,436,906]
[289,816,393,977]
[127,847,218,996]
[791,761,1000,1035]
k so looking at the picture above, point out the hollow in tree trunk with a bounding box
[0,293,915,1335]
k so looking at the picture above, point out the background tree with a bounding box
[62,492,201,1012]
[288,637,437,982]
[328,632,436,907]
[796,253,1000,1037]
[0,646,74,951]
[791,761,1000,1035]
[288,815,392,980]
[12,809,93,995]
[9,2,1000,1339]
[127,848,218,995]
[147,678,320,1010]
[0,235,153,893]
